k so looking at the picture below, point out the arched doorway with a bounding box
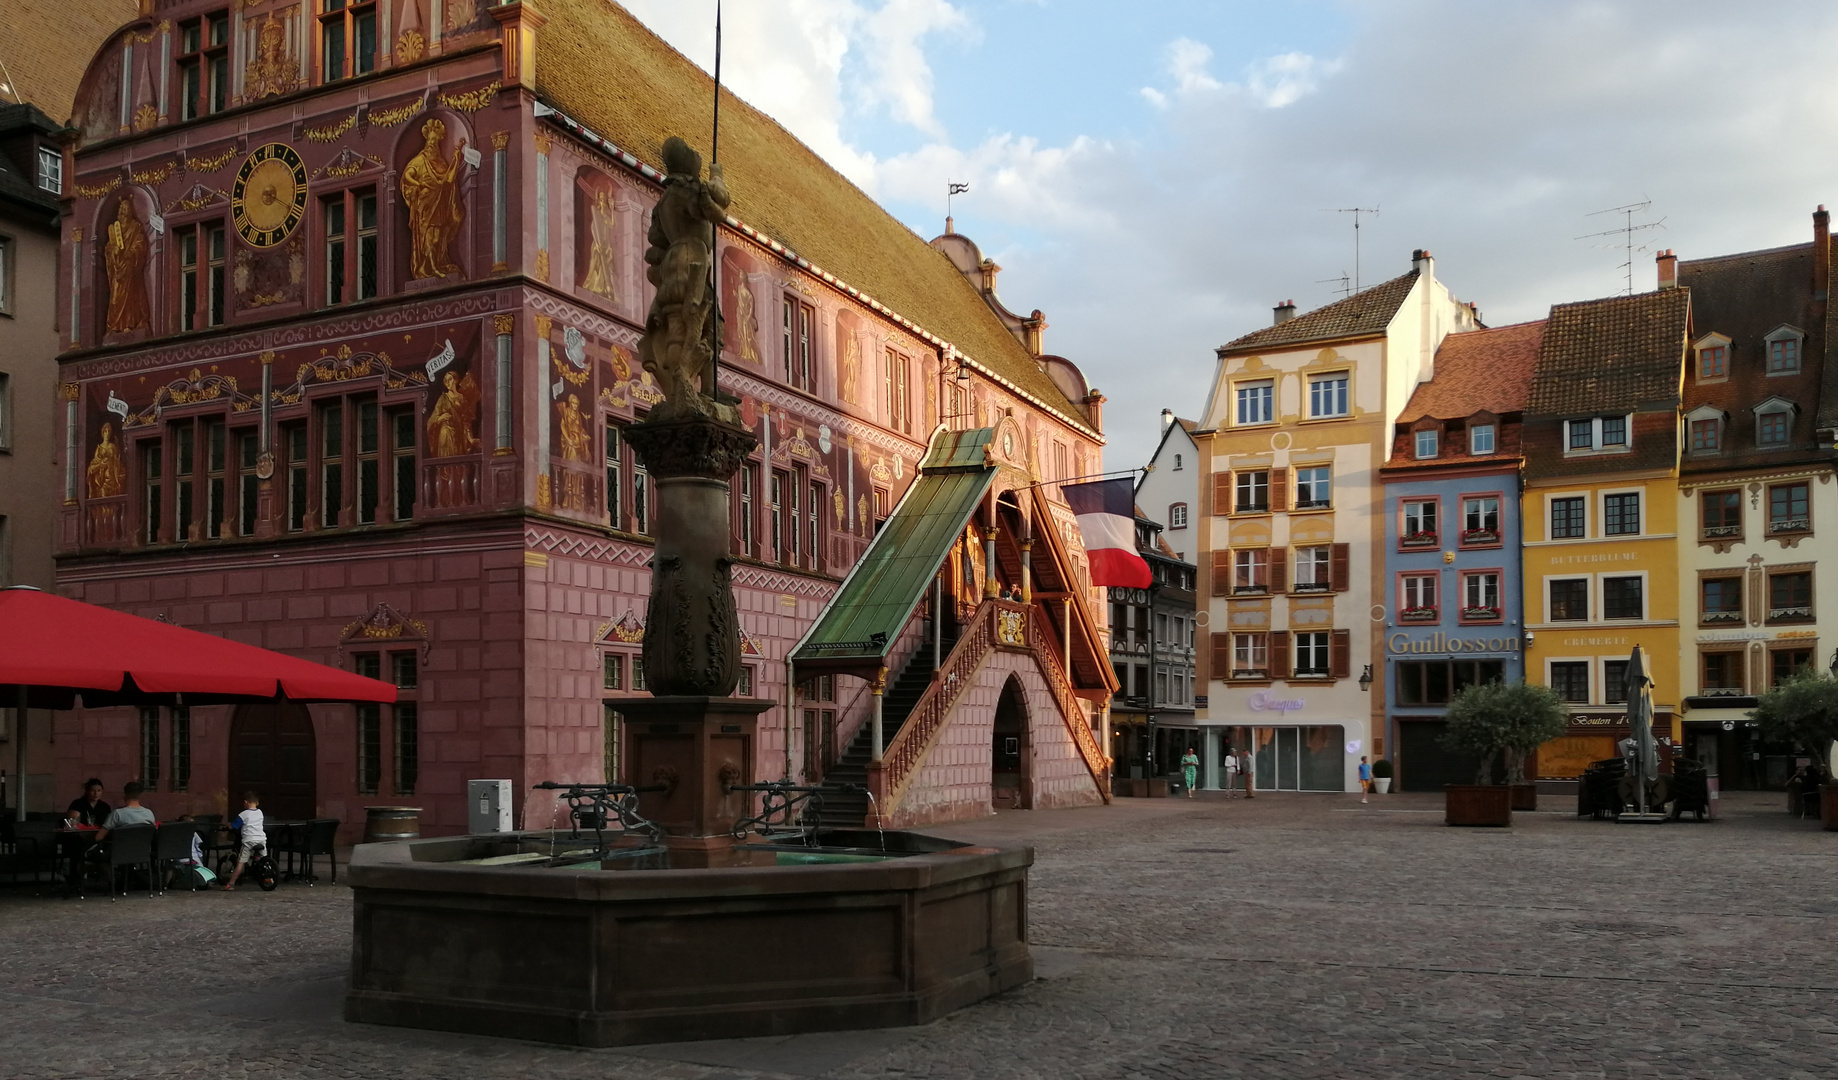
[228,702,318,821]
[991,676,1031,809]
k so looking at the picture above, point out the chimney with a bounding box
[1022,309,1047,356]
[1815,206,1830,302]
[1272,299,1296,325]
[1161,408,1175,435]
[1085,390,1105,434]
[1656,249,1677,290]
[1412,249,1434,278]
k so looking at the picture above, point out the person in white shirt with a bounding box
[1222,747,1240,799]
[221,792,267,891]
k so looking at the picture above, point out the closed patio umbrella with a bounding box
[1624,645,1659,816]
[1,586,395,820]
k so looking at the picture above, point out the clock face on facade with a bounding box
[231,142,308,247]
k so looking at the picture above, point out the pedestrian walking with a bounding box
[1180,747,1200,798]
[1358,755,1373,804]
[1240,749,1255,799]
[1221,747,1240,798]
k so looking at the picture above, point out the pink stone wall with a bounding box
[890,649,1104,827]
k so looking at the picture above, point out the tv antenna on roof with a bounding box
[1316,272,1351,300]
[1322,206,1378,293]
[1576,199,1666,296]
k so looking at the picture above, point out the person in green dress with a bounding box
[1180,747,1200,798]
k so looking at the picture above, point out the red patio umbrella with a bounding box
[2,586,395,819]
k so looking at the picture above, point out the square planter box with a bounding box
[1510,784,1538,811]
[1445,784,1513,827]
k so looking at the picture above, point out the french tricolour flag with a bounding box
[1062,478,1152,588]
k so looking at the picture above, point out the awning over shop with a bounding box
[0,586,398,708]
[790,428,997,678]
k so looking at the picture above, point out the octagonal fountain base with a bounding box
[343,830,1033,1046]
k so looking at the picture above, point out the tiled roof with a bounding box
[0,0,138,122]
[1399,320,1545,422]
[1525,290,1689,416]
[1221,271,1419,352]
[536,1,1089,426]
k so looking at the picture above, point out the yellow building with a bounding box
[1520,291,1690,777]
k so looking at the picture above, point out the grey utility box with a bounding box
[468,779,514,834]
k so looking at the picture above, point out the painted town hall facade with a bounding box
[47,0,1113,834]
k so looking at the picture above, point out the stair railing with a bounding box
[876,601,998,815]
[1026,602,1112,801]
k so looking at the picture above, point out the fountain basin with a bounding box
[344,830,1033,1046]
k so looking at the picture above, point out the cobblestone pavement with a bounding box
[4,791,1835,1079]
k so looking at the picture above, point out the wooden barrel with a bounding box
[363,806,423,844]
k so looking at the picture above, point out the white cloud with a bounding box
[623,0,1838,471]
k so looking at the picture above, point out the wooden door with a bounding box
[228,702,317,821]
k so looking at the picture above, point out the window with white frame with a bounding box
[1308,372,1349,418]
[1414,429,1438,458]
[1461,496,1499,543]
[1232,632,1267,677]
[1603,491,1640,536]
[37,147,62,194]
[1169,502,1188,529]
[1568,415,1630,452]
[1402,499,1437,545]
[1462,572,1500,619]
[1233,548,1268,593]
[1293,545,1330,592]
[1235,469,1269,512]
[1602,575,1644,620]
[1400,573,1437,618]
[1235,380,1273,425]
[1295,466,1330,508]
[1469,423,1495,454]
[1293,631,1330,676]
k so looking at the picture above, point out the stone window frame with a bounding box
[1696,568,1744,628]
[1698,649,1747,697]
[1458,568,1505,625]
[1545,657,1592,704]
[1600,571,1647,622]
[1397,571,1439,623]
[1305,370,1351,420]
[1546,490,1589,541]
[1685,403,1726,456]
[1599,487,1643,537]
[1399,496,1439,550]
[1766,480,1812,540]
[1547,575,1590,622]
[1762,324,1805,376]
[1751,396,1797,450]
[1769,642,1818,687]
[1764,562,1815,625]
[1233,378,1275,427]
[1457,491,1503,548]
[1694,332,1731,383]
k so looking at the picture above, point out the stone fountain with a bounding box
[343,137,1032,1046]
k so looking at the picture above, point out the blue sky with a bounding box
[624,0,1838,468]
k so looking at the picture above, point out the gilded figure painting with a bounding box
[557,393,592,462]
[87,423,127,498]
[731,270,761,363]
[402,118,466,280]
[582,188,618,298]
[103,201,150,333]
[427,370,480,456]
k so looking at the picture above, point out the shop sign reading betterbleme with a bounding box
[1386,632,1521,655]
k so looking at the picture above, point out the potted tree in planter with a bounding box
[1750,671,1838,829]
[1370,758,1393,794]
[1441,681,1567,826]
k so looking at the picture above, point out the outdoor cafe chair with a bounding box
[81,824,156,902]
[152,822,202,896]
[268,821,305,881]
[2,820,59,885]
[296,819,341,885]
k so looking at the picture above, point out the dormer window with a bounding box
[1567,415,1631,454]
[1414,429,1438,459]
[36,145,61,194]
[1764,326,1804,375]
[1686,404,1725,454]
[1753,397,1796,449]
[1469,423,1495,455]
[1694,333,1731,381]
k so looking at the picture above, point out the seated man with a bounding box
[65,778,112,827]
[94,781,155,842]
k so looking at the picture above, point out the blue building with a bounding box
[1378,321,1544,790]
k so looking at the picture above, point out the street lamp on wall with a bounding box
[1358,664,1374,692]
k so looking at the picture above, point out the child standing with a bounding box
[222,791,266,892]
[1358,756,1373,804]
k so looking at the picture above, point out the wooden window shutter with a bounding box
[1331,629,1351,679]
[1211,550,1232,597]
[1212,470,1232,515]
[1270,467,1288,512]
[1269,546,1287,594]
[1269,630,1291,680]
[1210,632,1231,679]
[1331,543,1351,592]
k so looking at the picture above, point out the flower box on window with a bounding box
[1400,606,1439,622]
[1401,531,1438,548]
[1460,528,1498,544]
[1460,606,1500,621]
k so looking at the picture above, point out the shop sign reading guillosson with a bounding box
[1385,632,1522,655]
